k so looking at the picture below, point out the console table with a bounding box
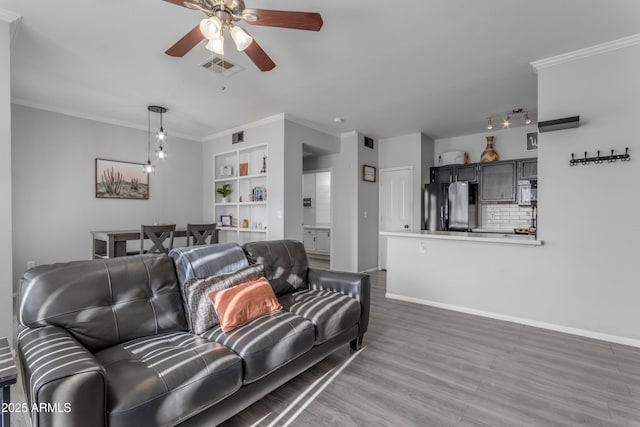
[0,338,16,427]
[91,229,187,259]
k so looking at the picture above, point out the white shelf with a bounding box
[213,143,268,244]
[238,173,267,181]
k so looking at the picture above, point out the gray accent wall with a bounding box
[11,105,204,287]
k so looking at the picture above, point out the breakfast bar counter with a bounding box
[380,229,542,246]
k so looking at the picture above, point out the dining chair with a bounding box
[140,224,176,254]
[186,223,218,246]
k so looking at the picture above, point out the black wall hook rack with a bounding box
[569,148,630,166]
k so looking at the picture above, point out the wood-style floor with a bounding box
[10,268,640,426]
[222,269,640,427]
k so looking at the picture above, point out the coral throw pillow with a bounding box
[208,277,282,332]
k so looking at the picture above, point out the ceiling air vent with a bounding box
[200,56,244,77]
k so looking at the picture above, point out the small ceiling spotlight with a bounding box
[524,112,532,125]
[503,115,511,128]
[333,117,345,124]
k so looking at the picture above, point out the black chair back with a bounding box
[140,224,176,254]
[186,223,218,246]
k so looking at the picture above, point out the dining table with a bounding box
[90,228,187,259]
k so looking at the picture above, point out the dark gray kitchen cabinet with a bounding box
[479,161,517,202]
[430,164,478,183]
[518,158,538,180]
[455,164,478,183]
[430,166,454,183]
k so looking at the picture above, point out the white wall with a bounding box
[357,133,378,271]
[202,117,339,244]
[11,106,204,284]
[435,125,538,164]
[1,17,13,345]
[387,38,640,345]
[379,133,430,231]
[202,117,285,240]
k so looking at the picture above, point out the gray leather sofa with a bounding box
[17,240,370,427]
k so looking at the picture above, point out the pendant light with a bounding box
[144,107,155,175]
[154,106,168,160]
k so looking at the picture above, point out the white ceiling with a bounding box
[4,0,640,141]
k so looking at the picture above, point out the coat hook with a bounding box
[608,149,616,163]
[582,151,589,165]
[595,150,602,164]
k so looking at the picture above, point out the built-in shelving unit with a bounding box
[214,143,268,244]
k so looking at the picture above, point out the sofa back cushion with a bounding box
[242,240,309,296]
[19,255,187,353]
[182,264,265,334]
[169,243,249,288]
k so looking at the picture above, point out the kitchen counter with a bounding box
[380,229,542,246]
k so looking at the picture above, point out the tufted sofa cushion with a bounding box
[95,331,242,427]
[242,240,309,296]
[19,255,187,353]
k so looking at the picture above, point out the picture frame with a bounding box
[363,164,377,182]
[95,158,149,199]
[220,215,232,227]
[527,132,538,151]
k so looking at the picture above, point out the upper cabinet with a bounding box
[518,158,538,180]
[430,164,478,183]
[479,161,517,202]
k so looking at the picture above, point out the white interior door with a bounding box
[379,167,413,269]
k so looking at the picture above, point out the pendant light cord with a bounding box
[147,108,151,162]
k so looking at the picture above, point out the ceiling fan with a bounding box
[163,0,323,72]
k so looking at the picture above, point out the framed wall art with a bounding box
[95,158,149,199]
[363,164,377,182]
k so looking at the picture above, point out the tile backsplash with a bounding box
[480,204,533,230]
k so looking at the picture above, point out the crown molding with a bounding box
[531,34,640,72]
[0,8,21,24]
[203,113,285,142]
[11,98,202,142]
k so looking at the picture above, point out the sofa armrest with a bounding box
[307,268,371,336]
[17,325,106,427]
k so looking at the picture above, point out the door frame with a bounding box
[378,166,414,269]
[302,168,333,269]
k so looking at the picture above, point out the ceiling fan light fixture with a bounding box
[230,26,253,51]
[200,17,223,40]
[205,36,225,55]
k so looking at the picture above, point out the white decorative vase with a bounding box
[221,197,229,203]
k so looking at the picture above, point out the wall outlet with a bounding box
[363,211,368,219]
[27,260,36,269]
[419,242,426,254]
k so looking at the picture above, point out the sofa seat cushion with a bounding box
[278,289,361,345]
[200,311,314,384]
[94,331,242,427]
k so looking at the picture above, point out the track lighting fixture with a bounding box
[485,108,533,131]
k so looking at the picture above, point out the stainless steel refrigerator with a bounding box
[423,181,478,231]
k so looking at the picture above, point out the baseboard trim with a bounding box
[385,293,640,349]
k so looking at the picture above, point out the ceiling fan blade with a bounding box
[163,0,189,7]
[242,9,323,31]
[165,25,204,57]
[244,39,276,72]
